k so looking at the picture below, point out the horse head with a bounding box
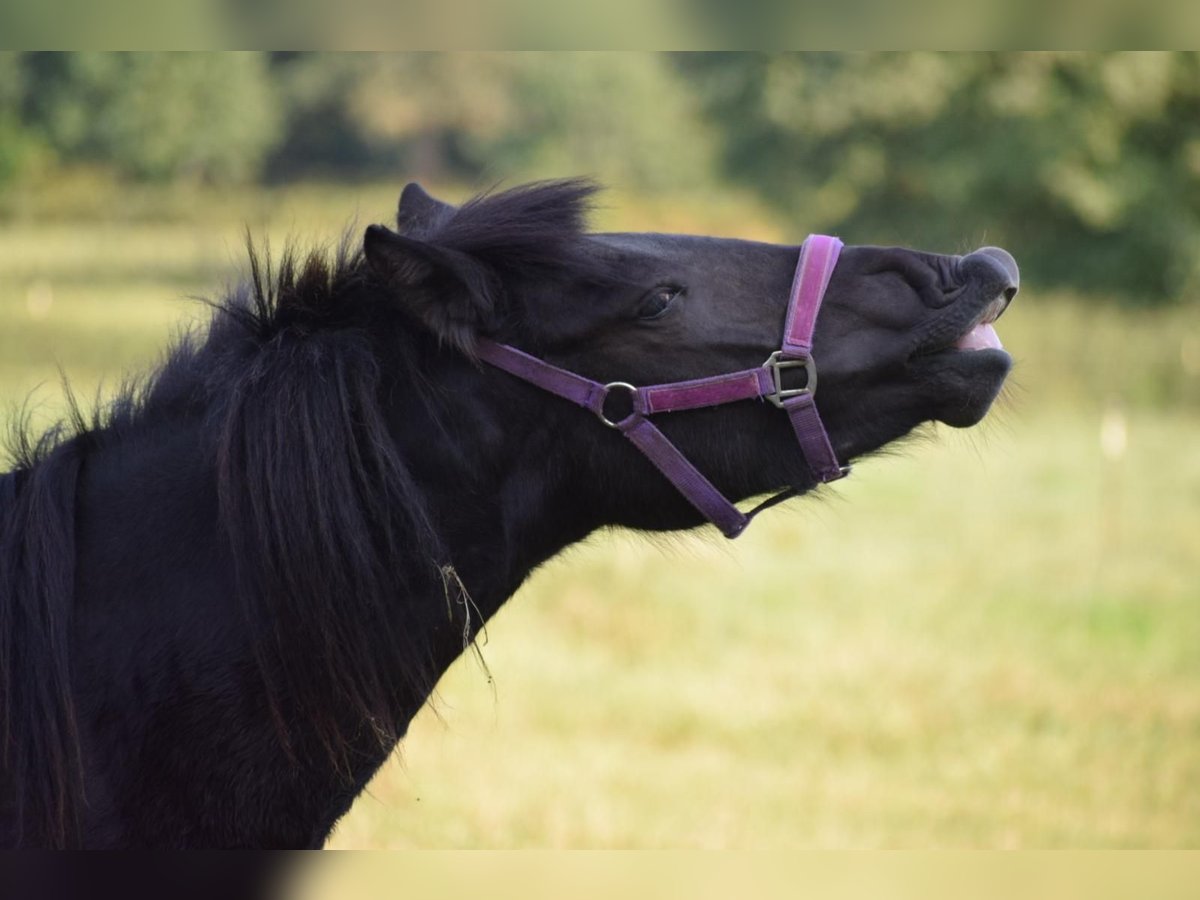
[363,179,1017,537]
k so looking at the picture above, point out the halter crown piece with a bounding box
[474,234,849,538]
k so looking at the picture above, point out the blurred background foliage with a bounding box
[4,52,1200,303]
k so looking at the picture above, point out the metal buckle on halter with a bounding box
[762,351,817,409]
[598,382,639,428]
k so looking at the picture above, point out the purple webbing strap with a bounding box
[783,234,841,357]
[475,339,606,413]
[476,339,772,421]
[780,235,846,484]
[784,392,844,483]
[475,338,752,536]
[619,418,748,536]
[642,368,773,414]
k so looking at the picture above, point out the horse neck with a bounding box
[384,362,596,618]
[56,334,694,847]
[388,353,705,626]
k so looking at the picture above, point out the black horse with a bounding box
[0,179,1017,848]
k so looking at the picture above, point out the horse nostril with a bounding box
[963,246,1019,308]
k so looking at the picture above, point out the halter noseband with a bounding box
[474,234,849,538]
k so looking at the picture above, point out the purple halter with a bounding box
[475,234,849,538]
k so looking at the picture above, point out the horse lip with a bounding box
[911,288,1014,358]
[950,291,1013,348]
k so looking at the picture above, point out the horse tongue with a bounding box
[954,322,1003,351]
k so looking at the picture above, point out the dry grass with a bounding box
[329,409,1199,847]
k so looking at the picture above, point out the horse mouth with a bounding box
[910,245,1018,427]
[950,293,1010,353]
[916,243,1018,360]
[911,289,1012,361]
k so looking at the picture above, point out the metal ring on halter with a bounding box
[598,382,639,428]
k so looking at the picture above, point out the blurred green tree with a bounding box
[679,52,1200,303]
[19,52,281,183]
[267,53,716,190]
[266,53,517,181]
[0,53,47,187]
[470,53,716,190]
[6,52,1199,304]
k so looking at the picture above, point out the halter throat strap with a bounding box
[474,234,848,538]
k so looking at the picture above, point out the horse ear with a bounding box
[396,182,453,235]
[363,224,494,352]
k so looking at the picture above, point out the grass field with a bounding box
[1,180,1197,847]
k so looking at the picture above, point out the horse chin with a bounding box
[915,346,1013,428]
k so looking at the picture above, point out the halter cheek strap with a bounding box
[474,234,849,538]
[778,235,846,484]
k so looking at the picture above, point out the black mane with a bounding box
[0,179,601,847]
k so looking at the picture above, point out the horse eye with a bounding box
[636,286,682,321]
